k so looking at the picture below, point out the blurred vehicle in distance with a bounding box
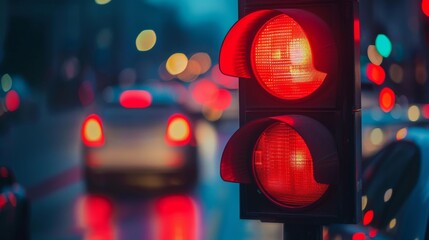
[81,84,198,195]
[0,166,29,240]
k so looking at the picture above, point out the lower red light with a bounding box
[252,122,328,208]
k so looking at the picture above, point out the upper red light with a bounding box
[252,122,328,208]
[119,90,152,109]
[251,14,327,100]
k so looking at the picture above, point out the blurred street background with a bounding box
[0,0,429,239]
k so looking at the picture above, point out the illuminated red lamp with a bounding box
[165,114,192,146]
[5,90,20,112]
[379,87,395,112]
[366,64,385,85]
[221,115,338,208]
[82,114,105,147]
[119,90,152,109]
[253,122,329,208]
[220,9,335,101]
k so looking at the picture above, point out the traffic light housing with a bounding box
[220,0,361,224]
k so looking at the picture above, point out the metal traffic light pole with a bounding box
[283,225,322,240]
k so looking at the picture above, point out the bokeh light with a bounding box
[211,64,238,89]
[396,128,408,140]
[388,218,397,229]
[136,30,157,52]
[379,87,395,112]
[370,128,384,145]
[95,0,111,5]
[384,188,393,202]
[389,64,404,83]
[375,34,392,58]
[408,105,420,122]
[1,74,12,92]
[367,45,383,65]
[366,63,385,85]
[363,210,374,225]
[5,90,20,112]
[362,195,368,210]
[190,52,211,74]
[166,53,188,75]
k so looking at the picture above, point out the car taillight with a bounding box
[119,90,152,109]
[253,122,328,208]
[82,114,105,147]
[165,114,191,146]
[251,14,327,100]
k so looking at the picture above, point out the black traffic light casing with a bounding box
[220,0,361,224]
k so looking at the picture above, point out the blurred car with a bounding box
[81,84,198,194]
[0,166,29,240]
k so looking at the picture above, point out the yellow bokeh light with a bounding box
[370,128,384,145]
[168,118,190,141]
[362,195,368,210]
[388,218,397,229]
[95,0,111,5]
[408,105,420,122]
[396,128,407,140]
[84,119,103,142]
[202,106,223,121]
[136,30,157,52]
[367,45,383,65]
[166,53,188,75]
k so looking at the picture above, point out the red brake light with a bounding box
[251,14,327,100]
[165,114,191,146]
[252,122,328,208]
[82,114,105,147]
[119,90,152,108]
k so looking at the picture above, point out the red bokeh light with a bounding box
[79,81,95,106]
[190,79,218,105]
[363,209,374,226]
[5,90,20,112]
[379,87,395,112]
[352,232,366,240]
[366,64,385,85]
[208,89,232,111]
[155,195,199,240]
[119,90,152,109]
[422,104,429,118]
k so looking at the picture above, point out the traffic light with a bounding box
[219,0,361,224]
